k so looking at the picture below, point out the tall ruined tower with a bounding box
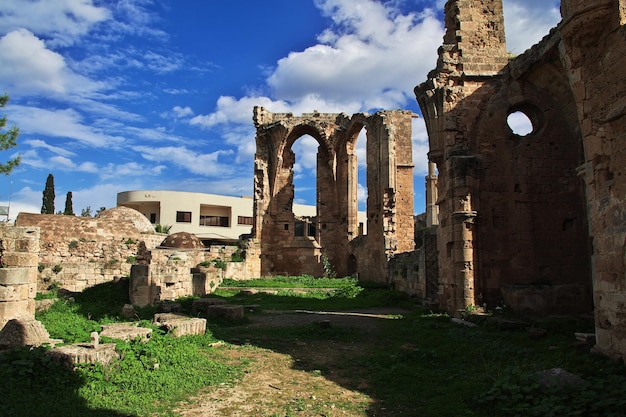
[417,0,593,317]
[416,0,509,312]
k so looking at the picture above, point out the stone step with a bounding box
[100,323,152,342]
[191,297,227,314]
[207,304,245,320]
[153,313,206,337]
[47,343,119,367]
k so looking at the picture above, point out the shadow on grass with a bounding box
[0,346,137,417]
[34,280,624,417]
[205,289,620,417]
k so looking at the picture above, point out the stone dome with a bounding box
[96,206,155,234]
[159,232,204,249]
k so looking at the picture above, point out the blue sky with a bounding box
[0,0,560,219]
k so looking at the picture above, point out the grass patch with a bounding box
[4,277,624,416]
[221,274,357,288]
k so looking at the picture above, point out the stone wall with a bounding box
[16,210,162,292]
[416,0,626,360]
[129,240,261,307]
[253,107,415,284]
[0,224,39,329]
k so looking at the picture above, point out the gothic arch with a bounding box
[252,107,415,281]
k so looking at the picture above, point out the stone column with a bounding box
[452,196,477,311]
[0,225,40,329]
[425,162,439,227]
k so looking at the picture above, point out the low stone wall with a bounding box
[130,248,222,307]
[129,239,261,307]
[389,250,424,297]
[0,224,39,329]
[16,212,162,292]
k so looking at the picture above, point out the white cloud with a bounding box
[292,135,319,175]
[24,139,76,157]
[161,106,194,120]
[0,29,105,95]
[1,186,42,219]
[0,0,111,46]
[267,0,443,110]
[99,162,165,180]
[190,96,291,128]
[9,105,125,148]
[412,117,429,175]
[72,182,140,214]
[503,0,561,54]
[133,145,236,177]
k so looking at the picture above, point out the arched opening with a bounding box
[291,134,318,207]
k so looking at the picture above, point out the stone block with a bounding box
[207,304,245,320]
[0,268,31,285]
[0,284,31,302]
[191,297,227,314]
[153,313,206,337]
[2,253,39,268]
[47,343,119,367]
[0,299,34,328]
[100,323,152,342]
[0,318,54,348]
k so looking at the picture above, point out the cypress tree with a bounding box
[41,173,55,214]
[64,191,74,215]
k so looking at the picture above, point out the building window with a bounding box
[294,220,305,237]
[176,211,192,223]
[294,219,316,238]
[200,215,229,227]
[149,213,156,223]
[238,216,253,225]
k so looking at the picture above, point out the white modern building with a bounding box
[117,190,319,243]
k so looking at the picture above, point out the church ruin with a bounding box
[252,107,415,283]
[416,0,626,359]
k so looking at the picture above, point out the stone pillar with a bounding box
[0,225,40,329]
[425,162,439,227]
[452,196,477,310]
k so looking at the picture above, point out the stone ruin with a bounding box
[3,207,260,311]
[250,0,626,363]
[415,0,626,360]
[2,0,625,366]
[252,107,416,283]
[16,207,162,292]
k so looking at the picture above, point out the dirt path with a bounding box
[176,308,409,417]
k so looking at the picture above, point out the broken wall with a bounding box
[416,0,626,360]
[16,210,162,292]
[0,224,39,329]
[252,107,415,283]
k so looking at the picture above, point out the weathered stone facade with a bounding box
[416,0,626,359]
[253,107,415,282]
[16,209,162,292]
[0,224,39,329]
[129,241,260,307]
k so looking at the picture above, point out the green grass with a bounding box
[3,277,624,416]
[220,274,358,288]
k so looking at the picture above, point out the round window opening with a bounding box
[507,110,534,136]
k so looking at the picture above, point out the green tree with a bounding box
[81,206,92,217]
[95,206,106,216]
[0,93,21,175]
[41,173,55,214]
[63,191,74,215]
